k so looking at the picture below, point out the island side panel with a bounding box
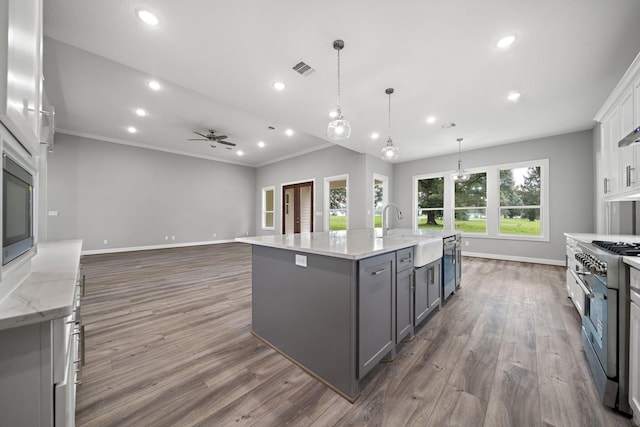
[251,245,358,398]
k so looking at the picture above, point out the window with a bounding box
[261,186,275,230]
[325,175,348,231]
[412,159,549,240]
[416,176,444,230]
[454,172,487,233]
[373,174,388,228]
[500,165,542,236]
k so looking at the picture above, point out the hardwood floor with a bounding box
[76,243,632,426]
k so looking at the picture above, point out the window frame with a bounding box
[324,174,349,231]
[414,174,446,231]
[372,173,388,229]
[412,159,549,241]
[453,171,488,235]
[261,186,275,230]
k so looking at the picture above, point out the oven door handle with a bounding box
[570,270,597,299]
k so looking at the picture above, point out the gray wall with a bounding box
[47,133,256,251]
[255,145,394,235]
[393,130,595,262]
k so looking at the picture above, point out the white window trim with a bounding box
[412,159,549,241]
[261,186,275,230]
[324,174,349,231]
[372,173,388,229]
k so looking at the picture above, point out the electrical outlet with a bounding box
[103,239,108,245]
[213,233,217,238]
[164,236,169,240]
[465,241,469,246]
[171,235,175,240]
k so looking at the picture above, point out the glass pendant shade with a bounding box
[327,112,351,140]
[381,138,399,160]
[451,138,469,182]
[380,88,399,161]
[328,40,351,140]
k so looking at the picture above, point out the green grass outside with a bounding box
[417,216,540,235]
[329,216,347,230]
[499,218,540,235]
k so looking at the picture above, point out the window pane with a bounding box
[455,173,486,207]
[417,209,444,230]
[329,187,346,209]
[265,189,274,211]
[454,208,486,233]
[417,177,444,208]
[329,209,347,230]
[500,208,540,235]
[500,167,540,206]
[265,212,274,228]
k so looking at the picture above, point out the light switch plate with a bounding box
[295,254,307,268]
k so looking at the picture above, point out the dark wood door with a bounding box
[282,182,314,234]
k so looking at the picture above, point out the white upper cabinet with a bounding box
[595,52,640,200]
[0,0,43,155]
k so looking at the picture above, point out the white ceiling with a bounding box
[43,0,640,167]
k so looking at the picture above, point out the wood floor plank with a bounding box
[74,245,632,427]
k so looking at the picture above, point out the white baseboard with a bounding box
[81,239,236,256]
[462,251,565,266]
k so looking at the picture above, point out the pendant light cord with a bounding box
[336,49,342,114]
[388,92,392,140]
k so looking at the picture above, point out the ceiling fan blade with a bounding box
[188,138,208,141]
[193,131,209,138]
[212,135,228,140]
[218,140,236,147]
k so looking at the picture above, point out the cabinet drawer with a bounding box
[630,266,640,295]
[396,248,413,272]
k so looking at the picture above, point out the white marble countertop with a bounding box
[236,228,457,260]
[0,240,83,331]
[624,256,640,270]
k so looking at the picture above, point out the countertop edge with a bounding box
[0,240,83,331]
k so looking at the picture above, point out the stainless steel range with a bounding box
[573,240,631,414]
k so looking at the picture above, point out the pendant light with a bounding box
[451,138,470,182]
[327,40,351,140]
[381,88,399,160]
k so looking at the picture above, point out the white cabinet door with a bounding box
[602,110,620,195]
[0,0,43,153]
[630,296,640,424]
[619,88,636,189]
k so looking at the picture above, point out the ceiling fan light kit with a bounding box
[380,88,399,161]
[327,39,352,140]
[451,137,470,182]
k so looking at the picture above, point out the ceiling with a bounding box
[43,0,640,167]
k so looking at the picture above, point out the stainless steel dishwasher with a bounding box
[442,234,461,301]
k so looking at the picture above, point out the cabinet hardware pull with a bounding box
[400,257,411,262]
[81,274,86,297]
[371,268,387,275]
[604,177,608,194]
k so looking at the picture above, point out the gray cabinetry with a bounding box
[395,248,414,343]
[414,259,441,327]
[358,252,395,379]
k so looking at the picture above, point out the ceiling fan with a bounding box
[189,129,236,149]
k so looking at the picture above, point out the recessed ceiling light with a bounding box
[371,132,379,140]
[237,150,244,156]
[257,141,265,148]
[329,111,338,118]
[426,116,437,124]
[507,92,521,102]
[148,80,161,91]
[136,9,159,26]
[285,129,294,136]
[272,81,285,91]
[127,126,137,133]
[496,35,516,49]
[135,108,147,117]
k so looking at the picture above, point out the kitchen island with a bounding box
[237,228,458,401]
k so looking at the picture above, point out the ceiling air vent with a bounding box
[292,61,315,77]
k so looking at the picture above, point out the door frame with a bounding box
[281,179,315,234]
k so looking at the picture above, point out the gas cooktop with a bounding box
[592,240,640,256]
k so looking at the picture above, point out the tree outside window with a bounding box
[328,179,347,230]
[417,177,444,229]
[454,172,487,233]
[499,166,541,235]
